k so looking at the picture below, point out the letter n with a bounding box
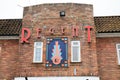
[72,27,79,37]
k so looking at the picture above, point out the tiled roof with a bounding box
[0,19,22,36]
[0,16,120,36]
[94,16,120,33]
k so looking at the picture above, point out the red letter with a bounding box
[61,27,65,35]
[36,28,42,38]
[85,26,93,42]
[49,28,55,35]
[21,28,31,43]
[72,26,78,37]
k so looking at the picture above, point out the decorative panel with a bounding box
[46,38,68,67]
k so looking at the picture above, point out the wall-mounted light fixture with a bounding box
[60,11,65,17]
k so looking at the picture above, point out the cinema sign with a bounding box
[20,26,93,43]
[14,76,100,80]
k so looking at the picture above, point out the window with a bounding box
[116,44,120,65]
[71,41,81,62]
[33,42,43,63]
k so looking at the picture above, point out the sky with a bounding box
[0,0,120,19]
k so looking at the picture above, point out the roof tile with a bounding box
[0,19,22,36]
[94,16,120,33]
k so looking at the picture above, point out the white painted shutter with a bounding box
[116,44,120,65]
[33,42,43,63]
[71,41,81,62]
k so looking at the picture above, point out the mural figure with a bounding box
[51,41,62,65]
[46,38,68,67]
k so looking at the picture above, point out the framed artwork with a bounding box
[46,38,68,67]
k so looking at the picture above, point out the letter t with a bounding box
[85,26,93,43]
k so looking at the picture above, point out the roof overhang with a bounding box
[96,33,120,38]
[0,36,19,40]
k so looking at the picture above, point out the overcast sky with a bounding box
[0,0,120,19]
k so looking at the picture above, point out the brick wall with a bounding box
[0,40,19,80]
[97,38,120,80]
[1,3,120,80]
[18,3,98,77]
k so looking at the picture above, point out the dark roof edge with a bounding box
[0,36,19,40]
[96,33,120,38]
[0,19,22,20]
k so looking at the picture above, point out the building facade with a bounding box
[0,3,120,80]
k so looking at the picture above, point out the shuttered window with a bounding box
[71,41,81,62]
[33,42,43,63]
[116,44,120,65]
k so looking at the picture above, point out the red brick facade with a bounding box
[19,3,98,77]
[0,40,19,80]
[97,38,120,80]
[0,3,120,80]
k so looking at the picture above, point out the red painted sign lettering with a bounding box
[36,28,42,38]
[49,28,55,35]
[85,26,93,42]
[21,28,31,43]
[72,27,78,37]
[20,25,93,44]
[61,28,65,35]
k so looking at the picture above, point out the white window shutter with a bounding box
[71,41,81,62]
[116,44,120,65]
[33,42,43,63]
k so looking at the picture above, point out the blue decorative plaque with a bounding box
[46,38,68,67]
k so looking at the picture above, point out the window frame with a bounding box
[116,44,120,65]
[71,41,81,62]
[33,42,43,63]
[0,44,1,55]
